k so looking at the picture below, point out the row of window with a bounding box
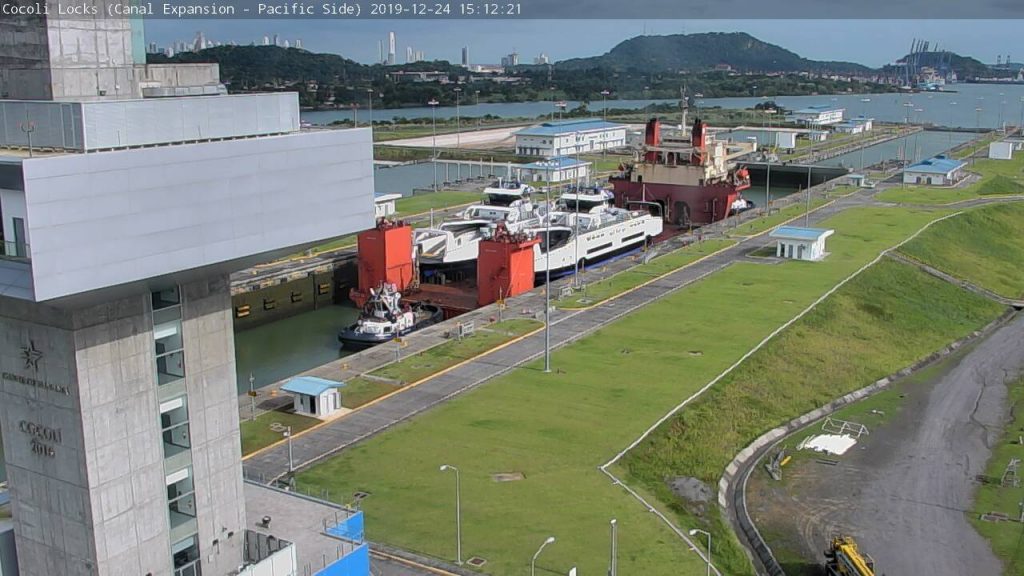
[151,287,202,576]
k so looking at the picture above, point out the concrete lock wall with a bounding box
[231,268,350,331]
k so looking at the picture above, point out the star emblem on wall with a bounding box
[21,340,43,372]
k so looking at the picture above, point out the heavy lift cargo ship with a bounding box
[610,117,756,226]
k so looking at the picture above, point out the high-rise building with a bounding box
[534,52,549,65]
[500,50,520,68]
[272,33,280,47]
[387,32,396,65]
[193,31,206,52]
[415,51,425,62]
[262,35,270,46]
[461,46,469,66]
[406,46,414,63]
[295,39,303,49]
[0,13,375,576]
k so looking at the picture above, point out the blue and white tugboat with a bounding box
[337,283,443,349]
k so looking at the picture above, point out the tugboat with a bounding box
[337,283,443,349]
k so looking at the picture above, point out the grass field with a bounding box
[729,197,829,237]
[970,376,1024,574]
[553,239,735,309]
[241,409,320,456]
[899,202,1024,299]
[338,319,541,411]
[294,205,977,576]
[620,256,1004,574]
[371,319,541,384]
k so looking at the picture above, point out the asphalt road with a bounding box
[841,315,1024,576]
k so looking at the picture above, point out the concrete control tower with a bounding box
[0,9,375,576]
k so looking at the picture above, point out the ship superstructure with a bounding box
[610,117,755,225]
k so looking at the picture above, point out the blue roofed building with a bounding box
[514,119,626,157]
[769,226,835,261]
[281,376,347,418]
[789,105,846,127]
[902,155,967,186]
[518,156,593,183]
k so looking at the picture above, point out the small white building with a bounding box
[808,130,829,142]
[902,155,967,186]
[518,156,592,183]
[769,226,835,261]
[989,141,1015,160]
[515,119,626,157]
[776,131,798,150]
[374,193,403,218]
[790,105,845,126]
[281,376,346,418]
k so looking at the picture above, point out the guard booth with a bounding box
[281,376,346,418]
[769,226,835,261]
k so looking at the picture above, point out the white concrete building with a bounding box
[518,157,592,183]
[902,155,967,186]
[514,119,626,157]
[989,140,1015,160]
[0,17,375,576]
[374,193,403,219]
[790,106,845,126]
[769,226,835,261]
[281,377,345,419]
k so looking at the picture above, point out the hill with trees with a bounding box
[554,32,873,75]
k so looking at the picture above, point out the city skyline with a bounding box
[144,19,1024,68]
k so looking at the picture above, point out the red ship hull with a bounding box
[610,179,744,225]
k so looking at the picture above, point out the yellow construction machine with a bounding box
[823,535,876,576]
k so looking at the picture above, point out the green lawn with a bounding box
[553,239,735,309]
[899,202,1024,299]
[393,190,481,217]
[295,205,978,576]
[241,409,321,456]
[729,197,829,237]
[372,319,540,384]
[340,378,402,409]
[970,376,1024,574]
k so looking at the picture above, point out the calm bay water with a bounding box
[305,84,1024,130]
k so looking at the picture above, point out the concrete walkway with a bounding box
[242,188,876,482]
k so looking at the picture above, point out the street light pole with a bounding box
[366,88,375,133]
[531,536,556,576]
[601,89,610,121]
[609,519,618,576]
[454,87,462,148]
[429,98,439,190]
[689,528,712,576]
[285,426,294,473]
[543,182,552,373]
[439,465,462,565]
[475,90,481,130]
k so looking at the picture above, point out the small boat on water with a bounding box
[337,283,442,349]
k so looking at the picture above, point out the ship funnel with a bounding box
[692,117,706,149]
[645,118,661,147]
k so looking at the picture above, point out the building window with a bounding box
[161,397,192,458]
[152,287,185,386]
[167,469,197,528]
[172,536,201,575]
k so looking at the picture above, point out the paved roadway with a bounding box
[242,188,876,482]
[813,314,1024,576]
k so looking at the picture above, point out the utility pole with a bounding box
[249,372,257,421]
[805,166,812,227]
